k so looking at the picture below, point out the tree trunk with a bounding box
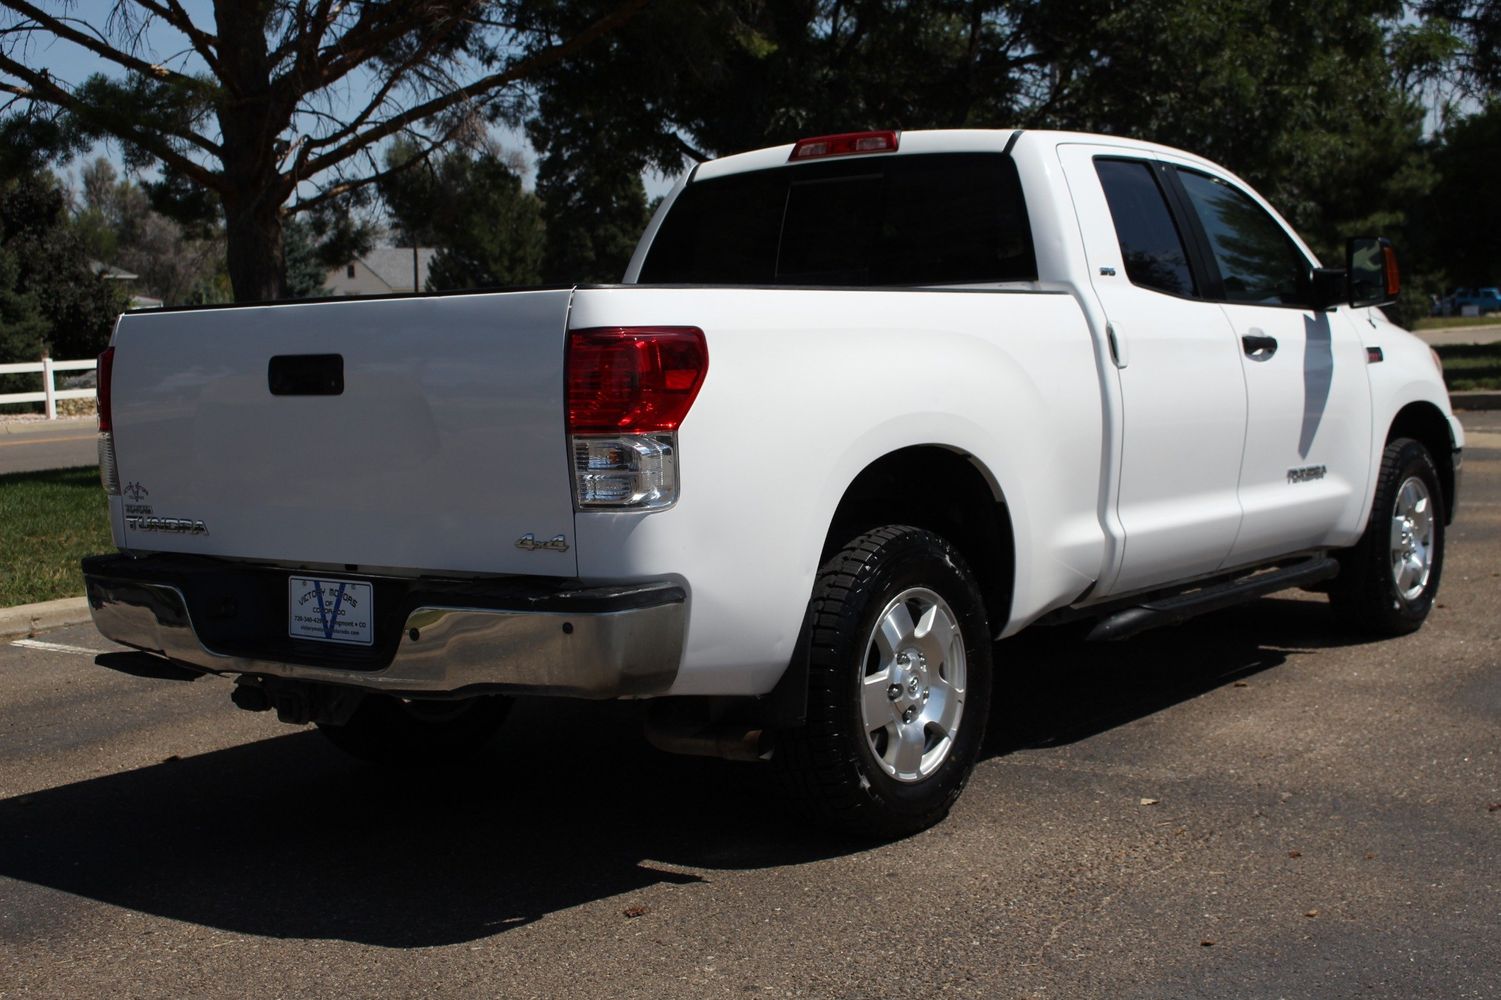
[214,0,288,303]
[222,190,285,302]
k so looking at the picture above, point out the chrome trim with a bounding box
[86,577,684,698]
[514,532,570,553]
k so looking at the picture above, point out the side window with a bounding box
[1095,159,1196,297]
[1176,170,1310,306]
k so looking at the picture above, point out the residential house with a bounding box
[88,259,162,309]
[325,247,437,295]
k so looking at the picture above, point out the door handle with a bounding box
[1241,332,1278,360]
[1106,322,1128,368]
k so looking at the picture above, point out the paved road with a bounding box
[0,418,96,476]
[1,416,1497,999]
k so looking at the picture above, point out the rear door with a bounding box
[1058,145,1248,595]
[109,289,578,576]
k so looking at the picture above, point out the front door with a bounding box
[1171,168,1373,565]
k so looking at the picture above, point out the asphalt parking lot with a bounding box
[1,413,1497,999]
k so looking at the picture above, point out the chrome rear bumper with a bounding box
[83,556,685,698]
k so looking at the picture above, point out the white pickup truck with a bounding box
[84,129,1463,837]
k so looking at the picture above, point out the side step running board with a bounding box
[1086,556,1339,642]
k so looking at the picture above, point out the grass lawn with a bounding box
[1414,314,1501,331]
[0,466,111,606]
[1435,342,1501,392]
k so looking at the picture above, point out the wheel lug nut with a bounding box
[887,684,902,701]
[902,706,916,723]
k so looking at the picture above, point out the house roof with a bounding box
[357,247,437,290]
[88,259,138,281]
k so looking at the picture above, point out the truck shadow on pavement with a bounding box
[0,595,1375,948]
[992,594,1361,752]
[996,591,1374,747]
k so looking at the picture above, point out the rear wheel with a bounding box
[1330,437,1445,636]
[316,694,512,766]
[778,526,993,839]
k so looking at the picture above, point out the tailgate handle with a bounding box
[268,354,344,396]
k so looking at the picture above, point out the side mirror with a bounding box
[1347,236,1399,308]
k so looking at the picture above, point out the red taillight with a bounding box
[566,327,708,434]
[1383,243,1401,297]
[789,130,900,161]
[97,346,115,433]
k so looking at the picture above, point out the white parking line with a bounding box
[9,639,107,656]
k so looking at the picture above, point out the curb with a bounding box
[0,596,92,640]
[1451,391,1501,411]
[0,416,95,437]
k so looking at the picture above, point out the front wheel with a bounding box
[1330,437,1445,636]
[777,526,993,839]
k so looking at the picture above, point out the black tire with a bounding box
[316,694,512,766]
[777,525,993,839]
[1330,437,1445,636]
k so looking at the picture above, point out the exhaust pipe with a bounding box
[645,723,773,762]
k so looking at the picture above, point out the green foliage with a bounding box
[525,1,1032,174]
[276,196,376,298]
[304,200,378,276]
[72,159,230,307]
[0,244,49,375]
[1419,0,1501,97]
[380,142,545,288]
[283,218,331,298]
[144,164,223,240]
[0,172,123,362]
[0,102,95,180]
[530,110,647,284]
[1415,105,1501,287]
[1023,0,1429,262]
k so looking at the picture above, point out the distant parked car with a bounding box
[1446,287,1501,315]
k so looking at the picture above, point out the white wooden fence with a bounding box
[0,358,97,419]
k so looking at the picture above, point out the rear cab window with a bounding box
[638,153,1037,286]
[1094,158,1197,297]
[1093,155,1315,309]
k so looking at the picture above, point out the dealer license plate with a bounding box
[288,577,374,646]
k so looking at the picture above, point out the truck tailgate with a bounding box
[108,289,578,576]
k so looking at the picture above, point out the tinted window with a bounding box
[1177,170,1309,306]
[639,153,1036,286]
[1095,159,1196,296]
